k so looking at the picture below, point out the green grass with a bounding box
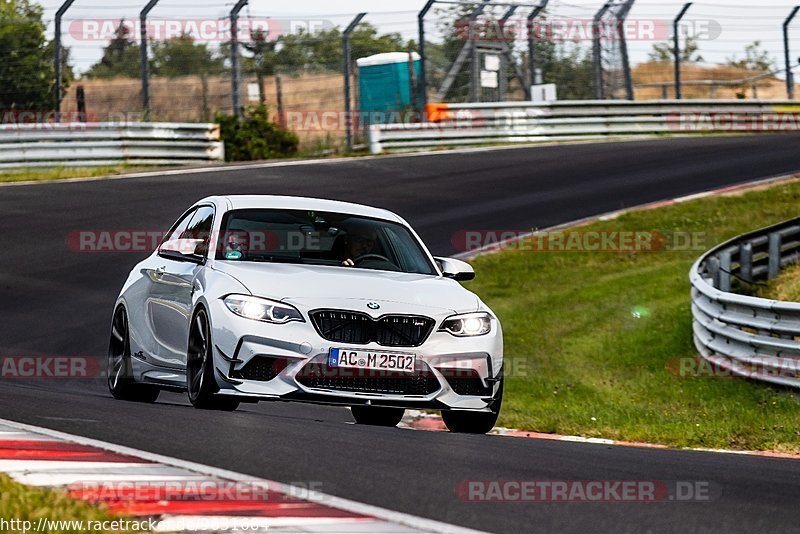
[467,177,800,452]
[758,263,800,303]
[0,474,141,533]
[0,166,153,184]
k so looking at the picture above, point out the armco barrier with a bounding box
[369,100,800,153]
[0,122,224,168]
[690,217,800,387]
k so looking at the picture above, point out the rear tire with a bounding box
[350,406,405,427]
[107,306,160,403]
[187,309,239,412]
[442,375,503,434]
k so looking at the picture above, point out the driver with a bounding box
[221,228,251,259]
[340,224,378,267]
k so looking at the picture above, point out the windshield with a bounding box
[215,209,437,275]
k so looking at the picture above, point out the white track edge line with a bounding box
[0,417,487,534]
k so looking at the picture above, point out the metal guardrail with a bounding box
[0,123,224,168]
[691,217,800,388]
[368,99,800,153]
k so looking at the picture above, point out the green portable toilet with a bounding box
[357,52,422,124]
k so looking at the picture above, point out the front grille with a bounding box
[296,363,440,396]
[231,357,288,382]
[310,310,435,347]
[440,369,492,396]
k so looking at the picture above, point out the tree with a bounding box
[151,34,224,121]
[0,0,70,110]
[242,29,276,104]
[150,34,223,78]
[648,36,703,63]
[84,21,141,79]
[531,40,595,100]
[273,23,406,72]
[727,41,775,73]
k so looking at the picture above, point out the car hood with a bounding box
[212,262,479,314]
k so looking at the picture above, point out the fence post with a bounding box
[76,85,86,122]
[617,0,636,101]
[527,1,550,89]
[343,13,367,153]
[417,0,436,118]
[53,0,76,122]
[784,6,800,100]
[230,0,249,118]
[140,0,160,121]
[673,3,693,100]
[275,72,284,126]
[592,1,612,100]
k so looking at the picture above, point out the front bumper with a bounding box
[209,300,504,412]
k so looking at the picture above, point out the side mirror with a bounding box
[435,257,475,282]
[158,238,206,265]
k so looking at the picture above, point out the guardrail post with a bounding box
[739,242,753,283]
[769,233,783,279]
[708,256,720,289]
[719,250,732,292]
[368,125,382,154]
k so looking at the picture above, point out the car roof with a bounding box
[206,195,403,224]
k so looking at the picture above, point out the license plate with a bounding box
[329,348,416,373]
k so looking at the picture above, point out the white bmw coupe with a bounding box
[108,196,504,433]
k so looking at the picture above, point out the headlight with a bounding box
[223,295,304,324]
[440,312,492,337]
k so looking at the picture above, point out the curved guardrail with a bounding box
[691,217,800,387]
[0,122,224,168]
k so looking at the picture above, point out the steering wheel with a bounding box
[354,254,396,267]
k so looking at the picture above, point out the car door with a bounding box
[147,205,215,368]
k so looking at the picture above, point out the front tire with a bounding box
[351,406,405,427]
[442,376,503,434]
[187,309,239,412]
[107,306,160,403]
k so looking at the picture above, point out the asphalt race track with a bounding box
[2,135,800,533]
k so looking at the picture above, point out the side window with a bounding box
[162,209,197,245]
[184,206,215,257]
